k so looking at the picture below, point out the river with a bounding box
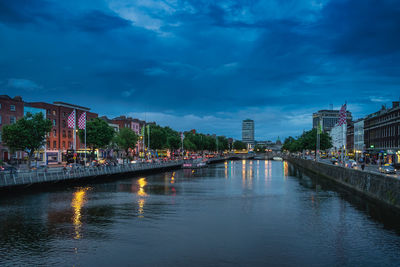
[1,160,400,266]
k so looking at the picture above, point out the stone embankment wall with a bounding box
[287,158,400,211]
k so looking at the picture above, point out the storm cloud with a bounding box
[1,0,399,140]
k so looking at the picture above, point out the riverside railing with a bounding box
[0,161,183,188]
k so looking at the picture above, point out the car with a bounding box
[379,164,396,174]
[345,159,357,168]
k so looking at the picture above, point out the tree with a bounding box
[233,140,247,150]
[217,136,229,151]
[167,135,181,150]
[114,127,138,159]
[2,113,52,168]
[281,129,332,152]
[79,118,115,159]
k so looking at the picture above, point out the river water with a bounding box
[1,160,400,266]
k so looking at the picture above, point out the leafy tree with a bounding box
[233,140,247,150]
[79,118,115,159]
[167,135,181,150]
[217,136,229,151]
[114,127,138,159]
[282,129,332,152]
[2,113,52,168]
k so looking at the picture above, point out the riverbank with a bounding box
[287,157,400,212]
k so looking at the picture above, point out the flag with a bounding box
[337,104,347,126]
[78,112,86,130]
[317,120,322,134]
[67,109,76,128]
[140,125,145,136]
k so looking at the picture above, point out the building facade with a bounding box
[364,101,400,164]
[354,119,365,159]
[29,101,98,163]
[242,119,254,148]
[0,95,25,161]
[346,122,354,153]
[313,109,353,133]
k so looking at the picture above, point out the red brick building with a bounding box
[29,101,97,163]
[0,95,25,161]
[364,101,400,164]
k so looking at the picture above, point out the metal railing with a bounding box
[0,161,183,188]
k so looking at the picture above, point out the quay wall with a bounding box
[287,157,400,211]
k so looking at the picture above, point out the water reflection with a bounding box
[71,187,90,240]
[137,178,147,218]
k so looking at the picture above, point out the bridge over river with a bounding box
[1,159,399,266]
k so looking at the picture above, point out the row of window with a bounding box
[367,125,399,139]
[0,104,16,111]
[368,111,400,126]
[47,130,74,138]
[0,115,17,125]
[47,140,73,150]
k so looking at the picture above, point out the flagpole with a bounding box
[84,115,87,167]
[73,109,76,164]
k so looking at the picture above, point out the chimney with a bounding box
[393,101,399,108]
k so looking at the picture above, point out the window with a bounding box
[0,103,2,109]
[68,141,72,148]
[0,115,2,125]
[62,120,66,128]
[10,116,16,124]
[62,130,66,138]
[53,119,56,126]
[62,141,65,148]
[68,131,72,138]
[10,105,15,111]
[52,110,56,116]
[47,141,50,148]
[53,141,57,149]
[0,131,2,143]
[53,129,57,137]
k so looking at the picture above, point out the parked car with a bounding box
[345,159,357,168]
[379,164,396,174]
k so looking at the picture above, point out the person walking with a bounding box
[361,159,365,171]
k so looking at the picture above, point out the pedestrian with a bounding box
[361,160,365,171]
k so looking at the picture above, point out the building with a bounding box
[29,101,98,163]
[110,115,144,135]
[353,119,365,159]
[346,122,354,153]
[0,95,25,161]
[242,119,254,148]
[364,101,400,164]
[329,124,346,151]
[313,109,352,133]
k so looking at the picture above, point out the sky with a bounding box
[1,0,400,141]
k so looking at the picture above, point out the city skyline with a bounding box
[1,0,400,140]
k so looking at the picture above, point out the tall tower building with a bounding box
[242,119,254,148]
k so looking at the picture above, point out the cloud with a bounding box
[122,89,136,97]
[7,78,43,91]
[144,67,168,76]
[73,10,131,32]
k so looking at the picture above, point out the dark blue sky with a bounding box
[1,0,399,140]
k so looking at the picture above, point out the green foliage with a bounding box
[282,129,332,152]
[79,118,115,151]
[2,113,52,166]
[114,127,138,156]
[233,140,247,150]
